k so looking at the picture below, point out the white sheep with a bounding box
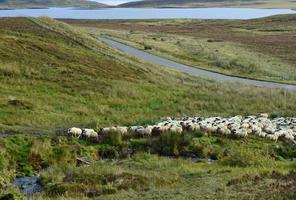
[82,129,98,140]
[67,127,82,138]
[234,128,248,138]
[116,126,128,136]
[259,113,269,118]
[266,134,278,142]
[136,127,152,137]
[169,125,183,134]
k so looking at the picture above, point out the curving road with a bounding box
[98,37,296,92]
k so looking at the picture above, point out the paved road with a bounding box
[99,37,296,92]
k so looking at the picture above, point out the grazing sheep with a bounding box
[169,125,183,134]
[67,113,296,144]
[82,129,98,140]
[259,113,269,118]
[264,125,276,135]
[241,123,250,129]
[135,127,152,137]
[266,134,278,142]
[234,128,248,138]
[152,126,162,136]
[67,127,82,138]
[101,127,113,135]
[217,127,231,136]
[284,133,294,141]
[116,126,128,136]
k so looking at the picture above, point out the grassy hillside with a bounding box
[0,17,295,199]
[118,0,296,8]
[0,0,107,9]
[1,17,296,135]
[65,14,296,84]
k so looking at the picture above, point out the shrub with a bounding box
[221,146,273,167]
[144,44,152,50]
[0,64,21,77]
[106,131,122,146]
[155,132,192,156]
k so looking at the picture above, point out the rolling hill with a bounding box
[1,16,295,134]
[118,0,296,8]
[0,16,295,200]
[0,0,108,9]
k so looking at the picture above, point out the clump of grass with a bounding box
[152,132,191,156]
[40,159,178,198]
[0,63,21,77]
[105,131,122,146]
[144,44,152,50]
[7,99,34,110]
[221,145,273,168]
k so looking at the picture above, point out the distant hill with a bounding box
[0,0,108,9]
[118,0,296,8]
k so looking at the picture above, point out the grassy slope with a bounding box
[1,17,296,134]
[64,14,296,84]
[118,0,296,8]
[0,0,107,9]
[0,17,295,199]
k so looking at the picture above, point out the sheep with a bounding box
[252,126,263,136]
[266,134,278,142]
[259,113,269,118]
[152,126,162,136]
[258,131,267,138]
[241,123,250,129]
[115,126,128,136]
[284,133,294,141]
[234,128,248,138]
[67,114,296,144]
[67,127,82,138]
[82,128,98,140]
[168,125,183,134]
[135,127,152,137]
[101,127,116,135]
[217,127,231,136]
[187,123,200,132]
[263,125,276,135]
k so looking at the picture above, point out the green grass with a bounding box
[1,17,296,135]
[0,17,296,199]
[1,133,295,199]
[68,15,296,84]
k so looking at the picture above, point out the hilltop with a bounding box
[118,0,296,8]
[0,0,108,9]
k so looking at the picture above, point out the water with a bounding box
[93,0,138,5]
[0,8,295,19]
[14,176,42,197]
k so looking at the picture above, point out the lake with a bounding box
[0,8,295,19]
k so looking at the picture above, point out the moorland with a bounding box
[0,15,295,199]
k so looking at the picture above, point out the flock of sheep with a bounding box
[67,113,296,144]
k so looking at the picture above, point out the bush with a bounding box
[144,44,152,50]
[221,146,273,167]
[155,132,192,156]
[0,64,21,77]
[106,131,122,146]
